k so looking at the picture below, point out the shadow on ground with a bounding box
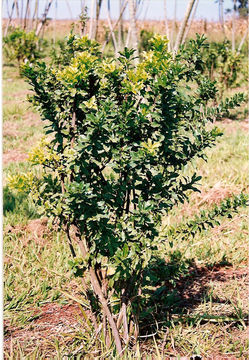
[139,252,248,335]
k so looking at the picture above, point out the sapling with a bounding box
[3,27,46,74]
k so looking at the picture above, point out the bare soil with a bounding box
[4,218,52,246]
[4,303,84,358]
[3,150,28,164]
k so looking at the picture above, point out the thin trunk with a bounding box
[126,26,131,47]
[102,0,128,52]
[135,0,143,19]
[6,0,10,18]
[65,0,73,20]
[65,226,76,258]
[232,0,236,52]
[4,1,15,36]
[164,0,171,51]
[125,189,130,214]
[35,0,53,36]
[106,0,118,55]
[171,0,177,48]
[182,0,199,44]
[237,26,248,53]
[117,308,123,329]
[80,0,86,35]
[122,301,129,343]
[32,0,38,30]
[20,0,24,28]
[36,0,40,31]
[23,0,31,30]
[27,1,32,31]
[219,0,225,38]
[77,239,123,354]
[14,0,20,24]
[89,0,95,39]
[142,0,149,21]
[53,0,57,44]
[128,0,139,62]
[118,0,124,51]
[95,0,103,41]
[174,0,196,52]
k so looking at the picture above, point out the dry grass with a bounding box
[2,18,248,45]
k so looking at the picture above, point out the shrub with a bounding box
[139,29,154,53]
[17,33,246,353]
[3,27,46,73]
[198,40,245,95]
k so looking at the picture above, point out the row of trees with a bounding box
[4,0,249,52]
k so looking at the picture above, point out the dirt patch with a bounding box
[4,303,84,358]
[5,218,51,246]
[219,118,249,135]
[23,111,40,123]
[3,115,40,138]
[3,150,28,164]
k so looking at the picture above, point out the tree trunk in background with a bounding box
[102,0,127,52]
[164,0,171,50]
[118,0,124,51]
[66,0,73,19]
[23,0,30,30]
[174,0,196,52]
[89,0,95,39]
[20,0,24,28]
[106,0,118,54]
[128,0,139,62]
[182,0,199,44]
[232,0,236,51]
[53,0,57,44]
[171,0,177,49]
[237,26,248,52]
[32,0,38,29]
[219,0,226,37]
[14,0,20,25]
[4,0,15,36]
[35,0,53,36]
[95,0,103,41]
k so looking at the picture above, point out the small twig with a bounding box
[59,290,90,309]
[161,327,169,353]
